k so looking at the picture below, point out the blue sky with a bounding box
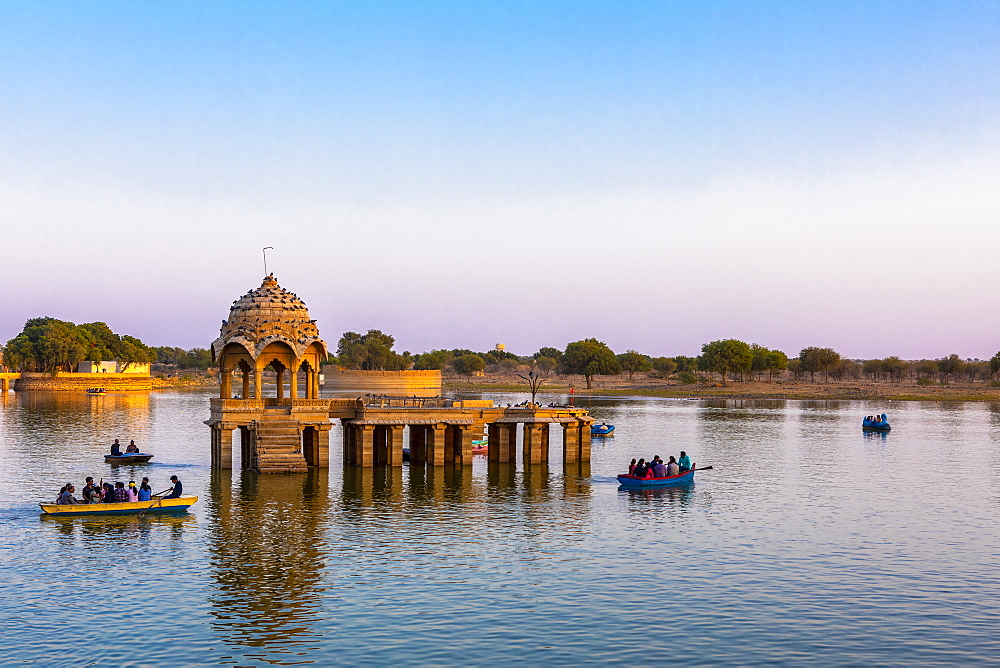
[2,1,999,358]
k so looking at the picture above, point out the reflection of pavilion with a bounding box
[206,469,330,652]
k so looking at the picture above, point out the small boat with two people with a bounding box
[862,413,891,431]
[591,422,615,437]
[105,438,153,464]
[85,387,107,395]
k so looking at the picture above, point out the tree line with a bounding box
[1,317,156,372]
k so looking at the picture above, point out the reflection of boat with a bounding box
[85,388,107,395]
[591,423,615,436]
[862,414,891,431]
[104,454,154,464]
[472,442,488,454]
[617,469,697,487]
[39,496,198,516]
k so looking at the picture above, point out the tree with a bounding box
[651,357,677,376]
[534,347,563,364]
[617,350,652,381]
[413,350,449,370]
[559,338,620,389]
[915,359,939,380]
[937,354,965,384]
[534,356,558,375]
[700,339,753,386]
[862,359,883,382]
[452,354,485,376]
[991,352,1000,379]
[517,369,545,405]
[674,356,698,373]
[798,347,841,382]
[881,356,909,383]
[336,330,409,371]
[764,349,789,382]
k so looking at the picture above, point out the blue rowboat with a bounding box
[592,423,615,436]
[617,469,696,487]
[39,496,198,516]
[862,414,891,431]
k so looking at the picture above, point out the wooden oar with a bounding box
[693,466,714,471]
[138,488,173,517]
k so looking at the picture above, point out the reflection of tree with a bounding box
[206,469,331,653]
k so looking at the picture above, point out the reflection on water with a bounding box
[863,429,890,442]
[619,483,696,510]
[206,469,331,660]
[40,512,193,543]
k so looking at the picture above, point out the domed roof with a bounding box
[211,274,327,361]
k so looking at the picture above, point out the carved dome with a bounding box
[211,274,327,361]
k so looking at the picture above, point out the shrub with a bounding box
[676,372,698,385]
[916,377,936,386]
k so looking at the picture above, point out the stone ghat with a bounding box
[321,368,442,391]
[14,372,153,392]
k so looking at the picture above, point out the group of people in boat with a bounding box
[628,451,692,478]
[55,475,182,505]
[863,414,888,424]
[110,439,141,456]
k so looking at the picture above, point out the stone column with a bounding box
[253,368,263,399]
[427,424,448,466]
[410,425,427,463]
[579,419,592,462]
[523,423,545,465]
[211,424,234,469]
[386,425,405,467]
[312,370,320,398]
[539,423,550,462]
[356,425,374,467]
[221,370,232,399]
[562,421,580,463]
[289,369,298,400]
[1,378,9,393]
[454,425,476,466]
[342,421,354,465]
[242,371,250,399]
[316,424,331,467]
[444,426,456,464]
[275,368,284,399]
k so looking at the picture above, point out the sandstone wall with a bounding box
[321,368,442,392]
[14,372,153,392]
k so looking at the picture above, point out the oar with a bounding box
[138,487,173,518]
[693,466,714,471]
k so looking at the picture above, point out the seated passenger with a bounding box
[127,481,139,502]
[110,439,123,457]
[633,459,648,478]
[138,478,152,502]
[81,477,96,503]
[88,486,103,504]
[103,483,117,503]
[652,459,667,477]
[678,451,692,472]
[57,485,77,505]
[164,475,183,499]
[125,440,139,454]
[666,456,680,477]
[114,482,129,503]
[628,458,637,475]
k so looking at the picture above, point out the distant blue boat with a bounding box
[591,423,615,436]
[617,469,696,487]
[862,413,891,431]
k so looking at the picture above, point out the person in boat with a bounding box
[666,456,680,476]
[628,458,637,475]
[81,477,97,503]
[127,481,139,502]
[138,478,152,502]
[164,475,183,499]
[125,440,139,454]
[652,457,667,478]
[103,483,116,503]
[88,484,103,504]
[57,484,78,504]
[633,458,648,478]
[678,451,692,473]
[113,481,129,503]
[110,439,123,457]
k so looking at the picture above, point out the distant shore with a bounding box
[442,374,1000,403]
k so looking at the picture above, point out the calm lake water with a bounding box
[1,388,999,665]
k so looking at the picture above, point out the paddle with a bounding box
[138,487,174,518]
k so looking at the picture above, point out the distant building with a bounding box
[77,361,151,375]
[495,344,505,351]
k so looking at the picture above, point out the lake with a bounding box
[1,389,998,665]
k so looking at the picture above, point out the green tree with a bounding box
[700,339,753,386]
[990,352,1000,379]
[452,354,486,376]
[881,356,909,383]
[674,356,698,373]
[617,350,652,381]
[336,330,409,371]
[560,338,620,389]
[764,349,789,382]
[937,354,965,384]
[413,350,449,370]
[534,347,563,364]
[651,356,677,376]
[915,359,939,380]
[798,347,841,382]
[534,356,558,375]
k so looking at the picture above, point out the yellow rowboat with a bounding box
[39,496,198,516]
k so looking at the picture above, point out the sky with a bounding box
[1,1,998,360]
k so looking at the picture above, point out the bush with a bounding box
[917,377,936,386]
[988,381,1000,388]
[676,372,698,385]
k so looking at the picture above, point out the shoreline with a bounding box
[442,377,1000,403]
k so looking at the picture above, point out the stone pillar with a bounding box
[427,424,448,466]
[290,369,298,400]
[539,423,550,462]
[562,421,580,463]
[386,425,405,467]
[221,370,232,399]
[523,423,545,465]
[410,425,427,463]
[342,421,354,465]
[253,368,263,399]
[276,368,284,399]
[579,419,592,462]
[1,378,10,393]
[372,426,387,465]
[444,426,456,464]
[316,424,331,467]
[242,371,250,399]
[454,425,475,466]
[211,424,234,469]
[312,370,320,398]
[356,425,374,467]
